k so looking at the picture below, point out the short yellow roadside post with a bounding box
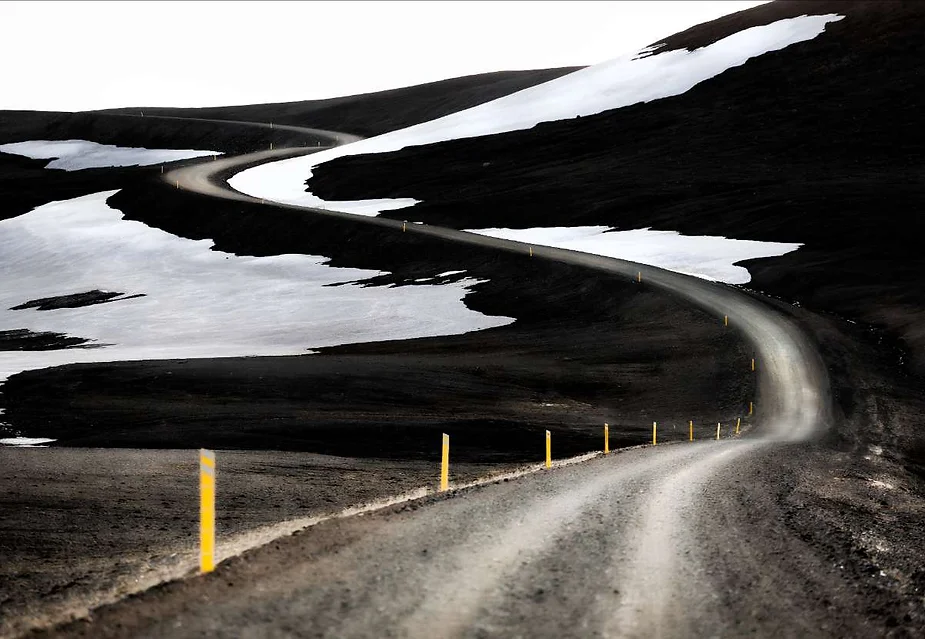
[716,423,721,441]
[689,420,694,442]
[637,271,642,283]
[735,417,741,435]
[749,401,754,416]
[545,430,551,468]
[652,421,657,446]
[199,449,216,574]
[751,358,756,372]
[440,433,449,492]
[529,246,533,257]
[604,423,610,454]
[724,315,728,327]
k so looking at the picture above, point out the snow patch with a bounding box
[0,192,513,383]
[0,437,56,447]
[0,140,220,171]
[229,14,843,215]
[465,226,800,284]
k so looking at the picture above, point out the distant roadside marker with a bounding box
[604,423,609,454]
[440,433,449,491]
[545,430,551,468]
[716,423,721,440]
[689,420,693,442]
[652,421,657,446]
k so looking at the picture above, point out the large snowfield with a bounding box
[0,192,513,385]
[228,14,841,284]
[0,140,220,170]
[229,14,842,209]
[465,227,802,285]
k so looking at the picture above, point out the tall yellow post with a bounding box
[724,315,728,327]
[751,358,756,372]
[637,271,642,283]
[545,430,551,468]
[199,449,216,574]
[749,401,754,416]
[735,417,741,435]
[652,421,657,446]
[529,246,533,257]
[716,423,721,440]
[604,423,609,454]
[402,222,407,232]
[689,420,693,442]
[440,433,449,491]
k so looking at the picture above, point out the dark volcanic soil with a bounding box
[0,448,514,638]
[1,69,756,637]
[308,1,925,379]
[100,68,580,138]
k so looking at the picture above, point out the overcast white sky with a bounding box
[0,1,766,112]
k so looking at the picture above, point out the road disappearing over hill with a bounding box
[56,129,847,638]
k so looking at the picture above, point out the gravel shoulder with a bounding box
[0,447,514,639]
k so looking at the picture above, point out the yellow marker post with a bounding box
[529,246,533,257]
[652,421,657,446]
[176,180,179,189]
[689,420,694,442]
[637,271,642,283]
[604,423,610,454]
[751,358,756,372]
[724,315,728,327]
[545,430,551,468]
[199,448,216,574]
[440,433,449,491]
[716,423,721,440]
[735,417,741,435]
[749,401,754,416]
[402,222,407,232]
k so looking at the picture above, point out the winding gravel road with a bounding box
[78,131,845,638]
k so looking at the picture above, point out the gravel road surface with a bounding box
[45,135,849,638]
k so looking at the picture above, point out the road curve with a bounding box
[170,143,830,443]
[105,131,842,638]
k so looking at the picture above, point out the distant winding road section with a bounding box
[104,130,842,638]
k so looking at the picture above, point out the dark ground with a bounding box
[0,448,514,638]
[99,68,580,138]
[309,1,925,382]
[0,63,755,637]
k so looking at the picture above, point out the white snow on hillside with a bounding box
[0,140,220,170]
[0,192,513,384]
[229,14,842,214]
[466,226,801,284]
